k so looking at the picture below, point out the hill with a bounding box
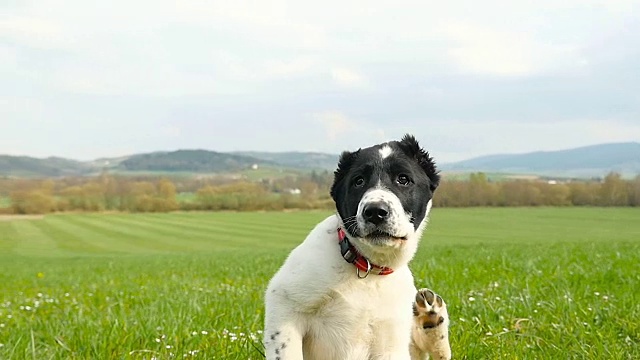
[116,150,277,173]
[1,142,638,178]
[234,151,338,170]
[441,142,640,178]
[0,156,91,177]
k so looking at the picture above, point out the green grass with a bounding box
[0,208,639,359]
[0,196,10,208]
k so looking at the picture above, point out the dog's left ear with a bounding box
[330,149,360,201]
[398,134,440,191]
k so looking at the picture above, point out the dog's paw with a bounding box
[413,288,446,329]
[410,288,451,360]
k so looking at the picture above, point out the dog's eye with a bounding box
[397,174,412,186]
[353,176,365,188]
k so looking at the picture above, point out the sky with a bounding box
[1,0,639,163]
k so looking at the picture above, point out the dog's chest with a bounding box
[300,275,412,358]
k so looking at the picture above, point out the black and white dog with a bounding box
[264,135,451,360]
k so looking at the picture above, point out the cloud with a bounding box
[440,21,579,76]
[314,111,356,141]
[331,67,371,89]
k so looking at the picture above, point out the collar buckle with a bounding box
[356,258,372,279]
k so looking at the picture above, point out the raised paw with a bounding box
[410,288,451,360]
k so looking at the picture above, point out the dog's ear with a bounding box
[330,149,360,201]
[398,134,440,191]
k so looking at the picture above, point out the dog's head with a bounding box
[330,134,439,266]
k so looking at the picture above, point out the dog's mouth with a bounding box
[365,230,407,241]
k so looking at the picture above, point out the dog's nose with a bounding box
[363,202,390,225]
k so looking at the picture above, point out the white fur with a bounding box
[264,199,434,360]
[379,145,393,159]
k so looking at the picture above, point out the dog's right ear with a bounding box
[330,149,360,201]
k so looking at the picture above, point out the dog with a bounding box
[264,135,451,360]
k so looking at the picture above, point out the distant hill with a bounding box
[0,156,91,177]
[1,142,637,178]
[235,151,338,170]
[117,150,277,173]
[441,142,640,178]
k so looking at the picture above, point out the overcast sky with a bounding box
[2,0,639,163]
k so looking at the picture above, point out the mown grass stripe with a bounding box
[138,217,304,248]
[59,215,163,254]
[30,217,114,255]
[89,215,239,252]
[9,219,64,257]
[67,215,186,253]
[0,221,19,253]
[144,213,316,238]
[160,211,330,230]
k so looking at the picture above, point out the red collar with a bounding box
[337,228,394,278]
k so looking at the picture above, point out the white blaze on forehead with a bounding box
[379,145,393,159]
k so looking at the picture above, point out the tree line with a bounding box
[1,172,639,215]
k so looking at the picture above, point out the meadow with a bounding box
[0,208,639,359]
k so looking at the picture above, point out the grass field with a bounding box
[0,208,639,359]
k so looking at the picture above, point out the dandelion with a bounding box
[36,272,44,278]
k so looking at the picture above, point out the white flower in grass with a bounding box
[468,297,476,302]
[165,345,172,349]
[0,343,4,348]
[594,292,600,296]
[485,331,493,336]
[191,331,198,336]
[201,330,208,335]
[155,338,161,343]
[0,323,4,328]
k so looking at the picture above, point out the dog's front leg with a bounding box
[263,306,304,360]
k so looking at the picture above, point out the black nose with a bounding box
[363,202,390,225]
